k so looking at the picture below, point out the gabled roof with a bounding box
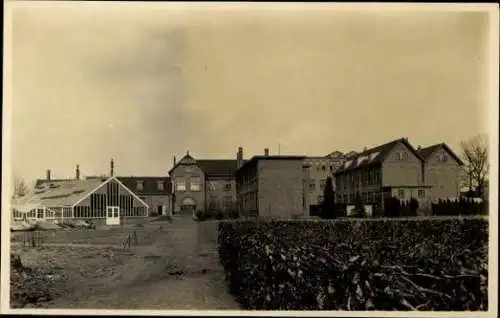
[334,138,424,174]
[325,151,345,159]
[117,177,172,195]
[168,152,248,178]
[13,177,149,209]
[418,143,464,165]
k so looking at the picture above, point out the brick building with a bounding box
[168,149,246,216]
[333,137,432,214]
[116,177,172,216]
[236,153,307,218]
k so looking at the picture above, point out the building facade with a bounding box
[334,138,432,215]
[168,149,245,216]
[417,143,464,202]
[303,151,346,207]
[117,177,172,216]
[236,155,307,218]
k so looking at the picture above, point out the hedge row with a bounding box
[432,198,488,216]
[218,218,488,310]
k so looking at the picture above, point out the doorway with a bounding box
[180,197,196,217]
[106,206,120,225]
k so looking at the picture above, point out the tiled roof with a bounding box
[417,144,442,160]
[117,177,172,195]
[14,178,106,208]
[334,138,423,174]
[417,143,464,165]
[198,160,247,178]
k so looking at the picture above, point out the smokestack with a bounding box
[76,164,80,180]
[237,146,243,169]
[110,159,114,177]
[46,169,51,181]
[264,148,269,156]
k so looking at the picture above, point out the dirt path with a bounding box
[48,217,240,310]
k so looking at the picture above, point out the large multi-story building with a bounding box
[333,137,464,215]
[168,148,246,216]
[236,153,307,218]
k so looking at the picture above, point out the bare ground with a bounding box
[11,217,240,310]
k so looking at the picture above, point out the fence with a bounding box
[15,231,44,248]
[122,230,138,251]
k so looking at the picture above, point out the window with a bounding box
[322,165,326,171]
[37,208,44,219]
[190,177,201,191]
[418,189,426,198]
[175,179,186,191]
[374,170,381,183]
[396,151,408,161]
[309,180,316,191]
[320,179,327,191]
[136,180,144,190]
[224,183,232,191]
[157,180,164,191]
[438,153,448,162]
[343,195,348,203]
[224,196,233,208]
[398,189,405,199]
[208,181,216,191]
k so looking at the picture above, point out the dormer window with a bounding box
[157,180,164,191]
[137,180,144,190]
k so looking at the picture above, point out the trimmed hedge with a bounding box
[218,217,488,310]
[432,198,488,216]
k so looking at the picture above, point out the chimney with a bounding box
[76,164,80,180]
[110,159,114,177]
[264,148,269,156]
[237,147,243,169]
[173,155,177,165]
[363,147,367,152]
[46,169,51,181]
[417,145,422,151]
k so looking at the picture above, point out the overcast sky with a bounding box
[6,3,495,184]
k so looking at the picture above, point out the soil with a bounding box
[10,216,240,310]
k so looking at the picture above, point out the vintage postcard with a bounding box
[2,1,499,317]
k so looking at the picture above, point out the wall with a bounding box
[424,147,462,202]
[206,178,237,211]
[257,160,305,218]
[382,142,423,187]
[303,158,343,205]
[139,195,170,215]
[170,164,206,213]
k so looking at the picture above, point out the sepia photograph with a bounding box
[1,1,499,316]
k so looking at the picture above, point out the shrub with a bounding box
[218,218,488,311]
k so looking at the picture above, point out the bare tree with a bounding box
[460,134,489,197]
[13,176,29,199]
